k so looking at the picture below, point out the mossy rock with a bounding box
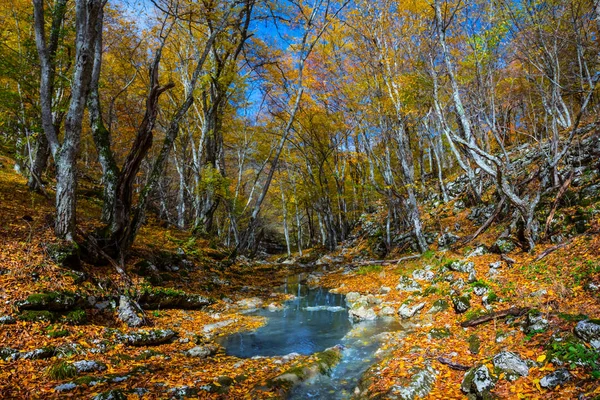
[452,294,471,314]
[47,360,77,380]
[137,287,214,310]
[19,310,57,322]
[468,334,481,354]
[47,242,81,270]
[490,238,516,254]
[46,326,70,338]
[429,327,451,339]
[429,299,449,313]
[64,309,87,325]
[92,390,127,400]
[16,291,79,312]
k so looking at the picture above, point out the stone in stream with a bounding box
[349,306,377,321]
[398,302,426,319]
[236,297,264,310]
[539,369,572,389]
[461,365,496,398]
[574,319,600,349]
[492,351,530,381]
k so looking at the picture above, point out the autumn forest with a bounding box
[1,0,600,399]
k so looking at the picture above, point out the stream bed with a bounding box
[219,275,401,398]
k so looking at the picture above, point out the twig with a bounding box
[437,357,471,371]
[460,307,530,328]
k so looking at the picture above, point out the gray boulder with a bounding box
[539,369,572,389]
[452,294,471,314]
[72,360,107,373]
[575,320,600,348]
[492,351,529,381]
[438,233,460,247]
[349,306,377,321]
[117,296,144,328]
[490,239,516,254]
[117,329,177,346]
[391,365,438,400]
[461,365,496,398]
[447,260,475,274]
[396,276,422,292]
[0,315,16,325]
[185,344,217,358]
[525,312,548,334]
[398,302,426,319]
[412,269,434,282]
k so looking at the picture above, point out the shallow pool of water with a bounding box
[219,276,352,357]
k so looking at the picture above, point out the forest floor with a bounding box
[1,153,600,399]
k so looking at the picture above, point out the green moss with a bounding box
[19,310,56,322]
[468,334,481,354]
[316,348,342,371]
[73,375,98,385]
[64,309,87,325]
[47,242,80,269]
[429,327,451,339]
[18,291,78,311]
[47,361,77,380]
[45,325,70,338]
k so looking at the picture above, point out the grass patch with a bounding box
[47,361,77,380]
[356,265,383,275]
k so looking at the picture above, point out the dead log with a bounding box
[460,307,530,328]
[437,357,471,371]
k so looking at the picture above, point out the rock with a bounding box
[526,312,548,334]
[539,369,572,389]
[203,319,235,334]
[396,276,422,292]
[349,307,377,321]
[398,302,426,319]
[267,303,284,312]
[575,320,600,348]
[138,291,213,310]
[379,286,392,294]
[468,334,481,354]
[117,329,177,346]
[345,292,361,304]
[117,296,144,328]
[0,315,16,325]
[16,291,79,312]
[438,232,460,248]
[473,286,488,297]
[492,351,529,381]
[468,270,478,283]
[185,345,217,358]
[447,260,475,274]
[428,299,449,314]
[46,242,81,270]
[21,347,55,360]
[72,360,107,373]
[490,238,516,254]
[92,390,127,400]
[380,306,396,316]
[169,386,199,398]
[461,365,496,398]
[391,365,438,400]
[0,347,20,361]
[530,289,547,297]
[489,261,503,269]
[54,383,78,392]
[412,269,435,282]
[429,328,451,339]
[466,246,489,258]
[452,294,471,314]
[236,297,263,310]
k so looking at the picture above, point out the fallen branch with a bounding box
[501,254,516,266]
[534,240,572,262]
[460,307,530,328]
[453,198,505,248]
[349,254,421,267]
[437,357,471,371]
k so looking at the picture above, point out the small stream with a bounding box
[219,274,401,398]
